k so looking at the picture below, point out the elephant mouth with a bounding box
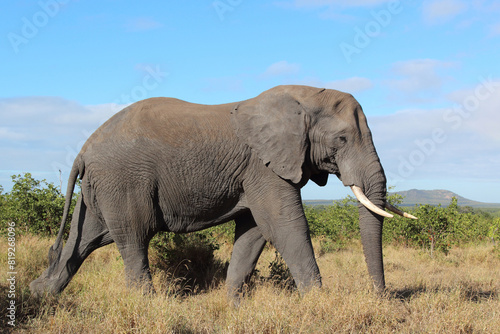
[317,155,339,176]
[350,185,417,220]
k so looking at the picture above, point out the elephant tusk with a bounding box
[350,185,394,218]
[384,202,418,220]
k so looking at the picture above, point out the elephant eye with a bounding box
[335,136,347,146]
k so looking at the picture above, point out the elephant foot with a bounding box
[227,290,244,308]
[29,276,59,298]
[125,276,156,296]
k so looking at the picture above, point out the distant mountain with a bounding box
[304,189,500,208]
[391,189,500,208]
[304,200,338,207]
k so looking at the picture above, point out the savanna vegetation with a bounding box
[1,173,499,333]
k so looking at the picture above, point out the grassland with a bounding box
[1,235,499,333]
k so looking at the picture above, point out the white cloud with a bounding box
[0,127,26,141]
[275,0,398,20]
[285,0,393,8]
[370,79,500,188]
[0,97,123,131]
[261,60,301,77]
[324,77,373,94]
[391,59,441,91]
[446,78,500,141]
[422,0,467,24]
[0,97,123,180]
[275,0,403,23]
[489,22,500,36]
[0,97,84,125]
[53,103,122,126]
[125,17,163,32]
[387,59,457,102]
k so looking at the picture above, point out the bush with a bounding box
[383,197,496,256]
[305,192,496,257]
[488,218,500,257]
[267,250,295,290]
[149,224,234,294]
[0,173,77,237]
[305,196,359,253]
[488,218,500,245]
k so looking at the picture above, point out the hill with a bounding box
[393,189,500,208]
[304,189,500,209]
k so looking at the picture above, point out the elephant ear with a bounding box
[231,90,308,184]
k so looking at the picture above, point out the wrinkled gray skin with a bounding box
[31,85,389,303]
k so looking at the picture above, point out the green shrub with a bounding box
[0,173,77,237]
[305,191,496,257]
[305,196,359,253]
[488,218,500,244]
[267,250,295,290]
[383,197,495,256]
[488,218,500,257]
[149,224,234,294]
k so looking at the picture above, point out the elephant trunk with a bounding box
[358,198,386,292]
[349,159,388,292]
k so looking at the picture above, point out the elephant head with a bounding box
[233,85,415,291]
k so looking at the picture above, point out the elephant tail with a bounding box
[48,155,84,266]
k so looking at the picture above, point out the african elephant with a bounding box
[30,85,415,302]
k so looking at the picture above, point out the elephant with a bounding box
[30,85,415,303]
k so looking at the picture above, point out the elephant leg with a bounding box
[245,177,322,294]
[106,222,154,293]
[106,220,155,293]
[226,213,267,304]
[115,244,154,293]
[99,189,159,294]
[30,196,113,295]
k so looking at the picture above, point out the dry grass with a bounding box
[1,235,499,333]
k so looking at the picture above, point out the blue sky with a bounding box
[1,0,500,203]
